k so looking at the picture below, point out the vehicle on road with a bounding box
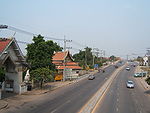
[88,75,95,80]
[126,67,130,71]
[134,73,141,77]
[114,65,118,68]
[102,69,105,73]
[126,80,134,88]
[134,72,147,77]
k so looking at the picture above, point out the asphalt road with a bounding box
[94,64,150,113]
[2,62,123,113]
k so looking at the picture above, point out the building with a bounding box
[52,51,82,80]
[0,38,27,95]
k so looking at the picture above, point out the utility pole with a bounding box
[63,36,66,81]
[127,54,129,61]
[84,46,87,68]
[92,48,99,68]
[63,36,72,81]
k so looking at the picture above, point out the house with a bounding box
[52,51,82,80]
[0,38,27,95]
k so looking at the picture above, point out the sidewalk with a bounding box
[0,100,8,110]
[135,66,150,90]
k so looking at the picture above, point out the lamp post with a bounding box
[0,25,8,29]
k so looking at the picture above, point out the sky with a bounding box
[0,0,150,58]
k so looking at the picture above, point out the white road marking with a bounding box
[117,98,119,102]
[51,100,71,113]
[116,107,119,112]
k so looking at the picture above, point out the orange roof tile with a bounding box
[53,51,68,61]
[56,65,82,70]
[65,62,78,66]
[0,38,12,52]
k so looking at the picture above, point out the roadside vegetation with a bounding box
[146,77,150,85]
[26,35,62,88]
[0,67,5,88]
[73,47,118,69]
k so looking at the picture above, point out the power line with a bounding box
[0,25,95,53]
[72,40,86,48]
[0,25,64,41]
[16,40,30,44]
[9,26,35,36]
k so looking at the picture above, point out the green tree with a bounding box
[26,35,62,87]
[73,47,93,69]
[0,67,5,83]
[109,55,116,61]
[26,35,62,70]
[30,67,54,88]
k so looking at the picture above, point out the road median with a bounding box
[78,63,127,113]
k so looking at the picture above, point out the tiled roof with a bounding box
[53,61,79,66]
[56,65,82,70]
[53,51,68,61]
[0,38,12,53]
[65,62,78,66]
[52,51,82,70]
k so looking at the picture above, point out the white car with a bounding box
[126,67,130,71]
[126,80,134,88]
[88,75,95,80]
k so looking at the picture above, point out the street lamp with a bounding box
[0,25,8,29]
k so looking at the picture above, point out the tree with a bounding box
[0,67,5,83]
[26,35,62,70]
[30,67,54,88]
[109,55,116,61]
[136,56,144,66]
[26,35,62,87]
[73,47,93,69]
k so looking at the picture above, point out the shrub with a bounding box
[145,77,150,85]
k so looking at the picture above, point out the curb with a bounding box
[138,78,149,90]
[0,100,8,110]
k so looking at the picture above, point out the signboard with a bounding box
[94,64,99,69]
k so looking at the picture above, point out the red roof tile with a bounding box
[56,65,82,70]
[53,51,68,61]
[65,62,78,66]
[0,38,12,52]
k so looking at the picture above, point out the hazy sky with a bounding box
[0,0,150,58]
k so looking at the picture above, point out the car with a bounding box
[134,72,147,77]
[114,65,118,68]
[126,80,134,88]
[88,75,95,80]
[134,73,141,77]
[126,67,130,71]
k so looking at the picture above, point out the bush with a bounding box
[145,77,150,85]
[47,75,54,82]
[0,67,5,82]
[30,67,54,88]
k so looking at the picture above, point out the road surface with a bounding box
[2,62,123,113]
[94,64,150,113]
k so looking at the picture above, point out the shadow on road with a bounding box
[144,90,150,95]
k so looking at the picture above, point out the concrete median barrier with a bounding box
[78,63,127,113]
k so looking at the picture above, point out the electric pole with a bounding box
[92,48,99,68]
[63,36,72,81]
